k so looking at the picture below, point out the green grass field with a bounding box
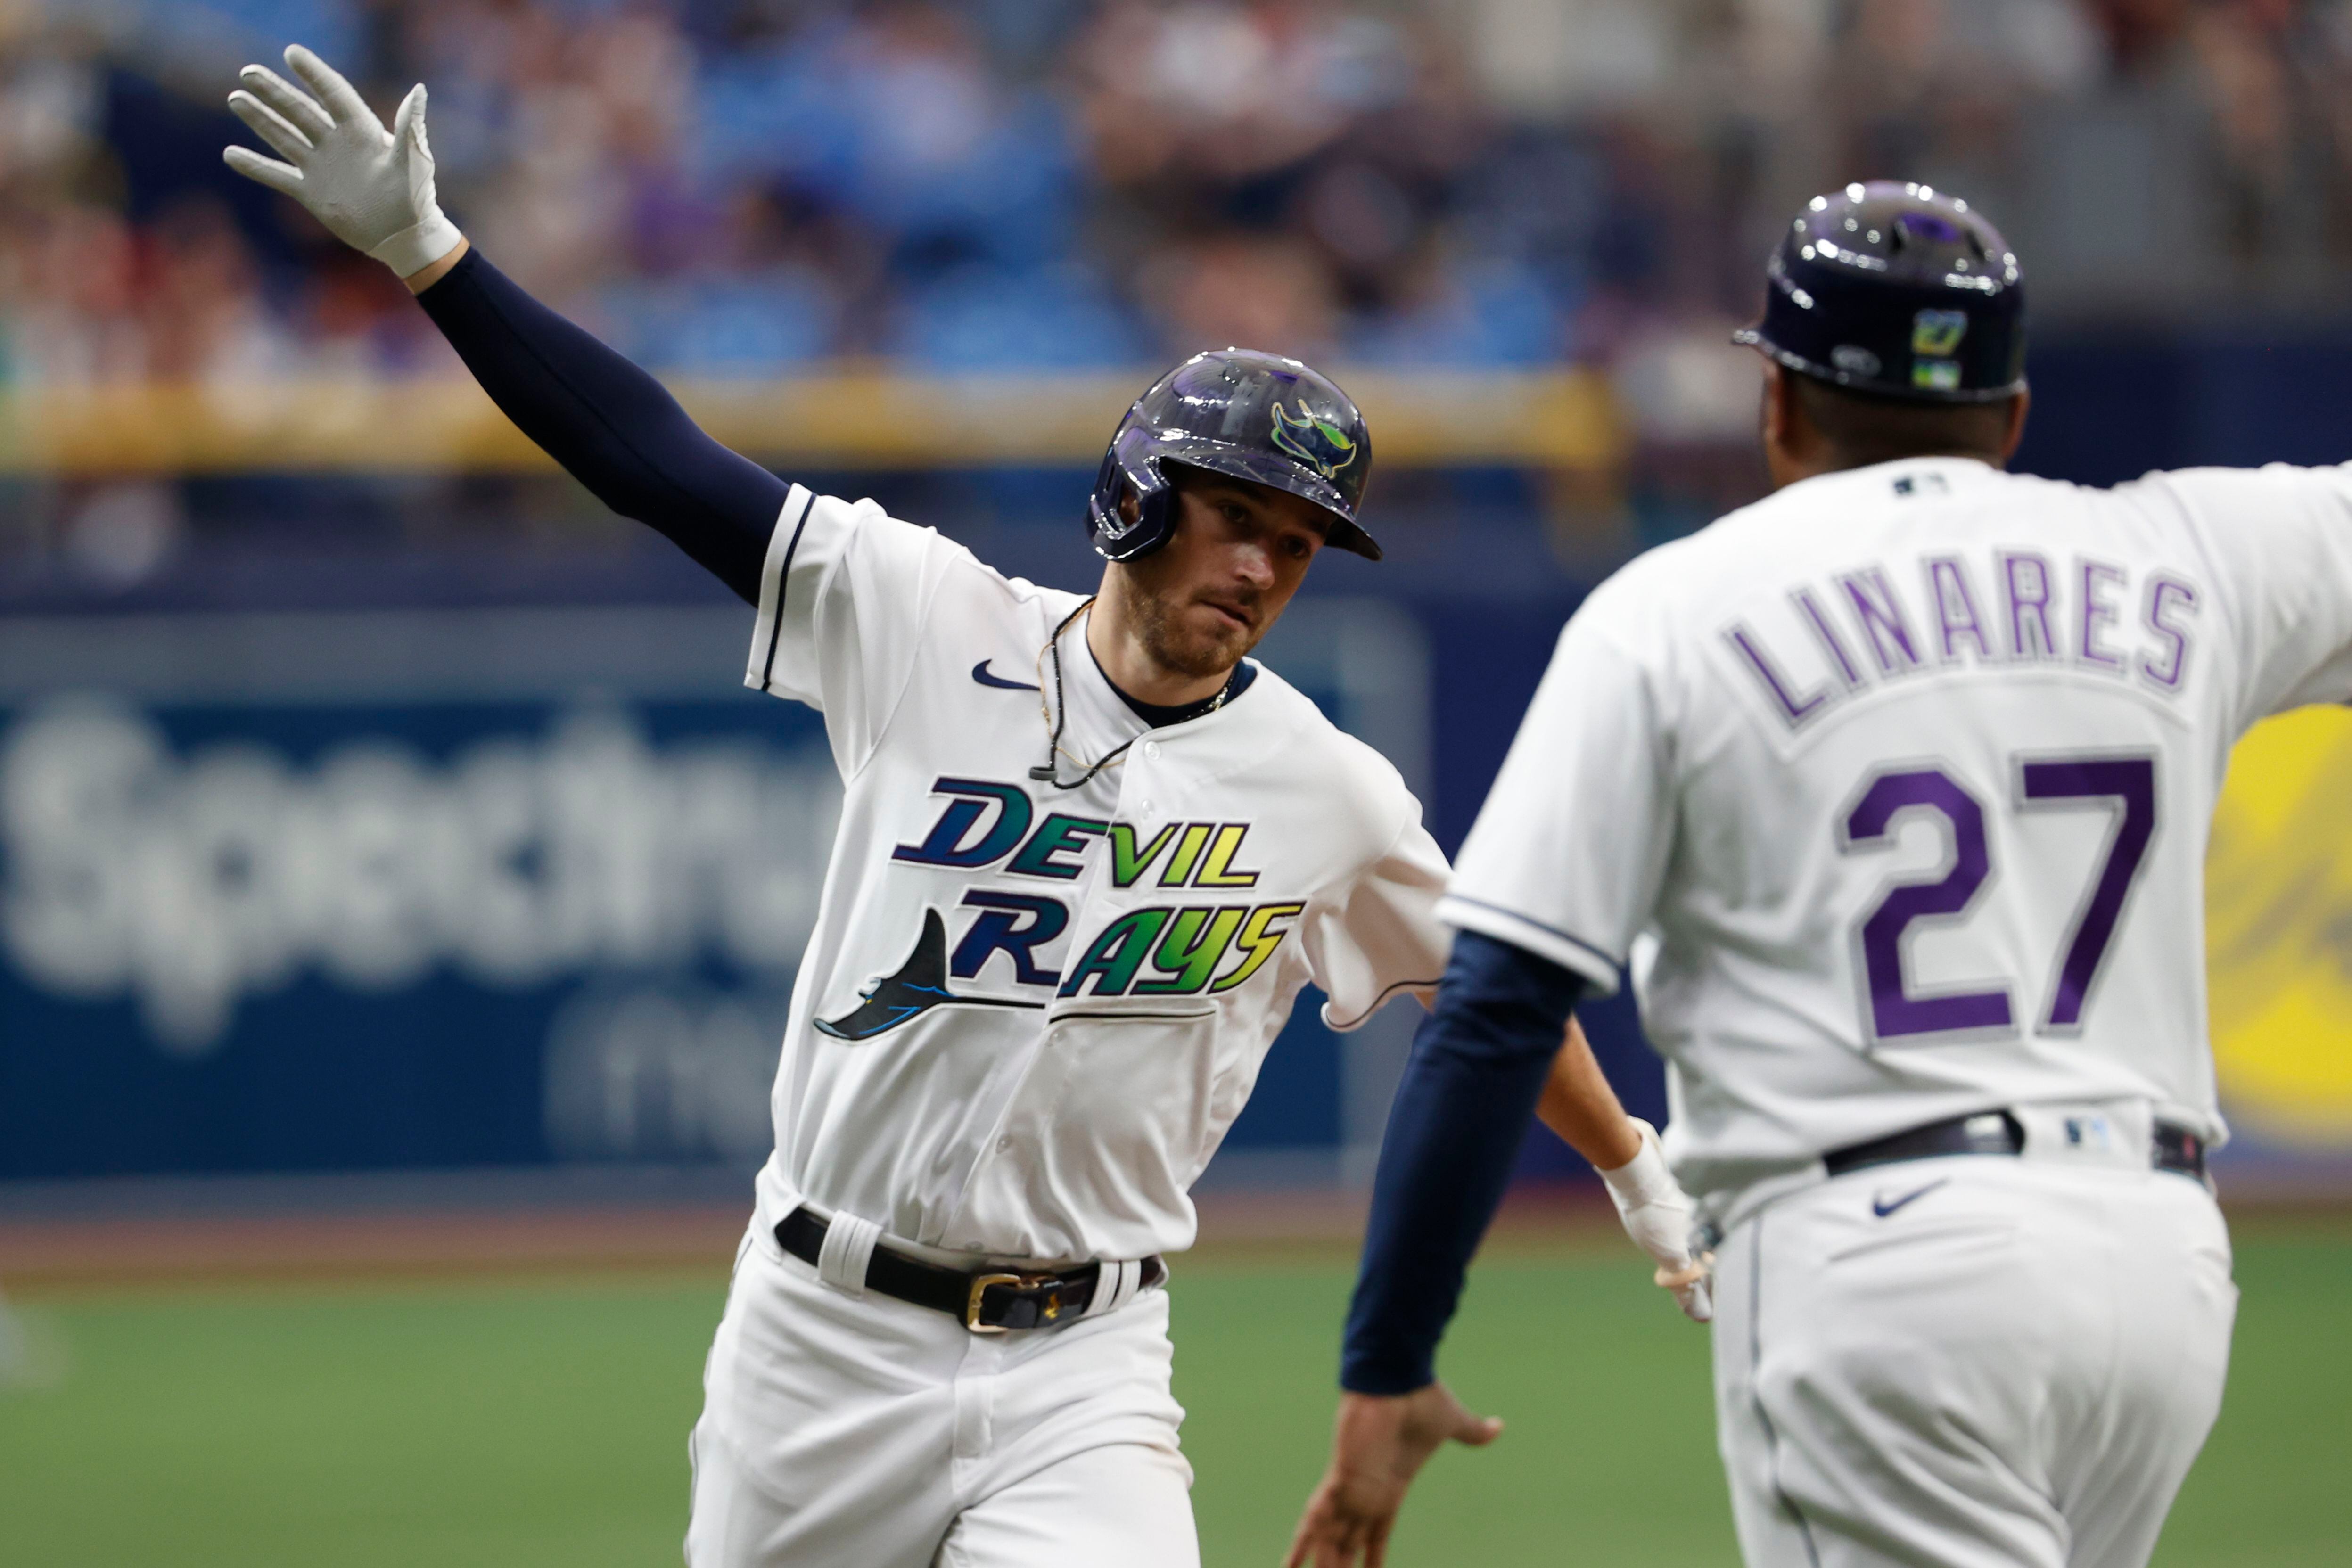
[3,1233,2345,1566]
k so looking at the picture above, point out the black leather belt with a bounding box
[1824,1109,2209,1182]
[775,1206,1165,1333]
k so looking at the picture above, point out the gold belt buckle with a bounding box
[965,1270,1069,1333]
[965,1272,1024,1333]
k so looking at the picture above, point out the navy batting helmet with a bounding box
[1086,349,1380,563]
[1735,181,2026,404]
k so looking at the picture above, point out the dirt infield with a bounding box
[10,1178,2333,1296]
[0,1206,751,1292]
[0,1183,1635,1294]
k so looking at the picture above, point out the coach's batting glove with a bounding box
[1599,1117,1713,1323]
[222,45,461,278]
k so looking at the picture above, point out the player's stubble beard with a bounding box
[1125,566,1265,682]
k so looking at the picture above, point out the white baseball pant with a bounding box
[1711,1133,2237,1568]
[685,1224,1199,1568]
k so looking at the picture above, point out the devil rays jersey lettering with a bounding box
[1447,456,2352,1232]
[742,485,1448,1262]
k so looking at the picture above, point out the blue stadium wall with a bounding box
[8,331,2352,1190]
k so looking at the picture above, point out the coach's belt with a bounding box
[776,1206,1165,1333]
[1822,1110,2209,1182]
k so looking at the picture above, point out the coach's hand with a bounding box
[223,45,462,279]
[1285,1383,1500,1568]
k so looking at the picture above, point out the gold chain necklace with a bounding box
[1026,599,1232,791]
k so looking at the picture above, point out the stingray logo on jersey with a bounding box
[816,908,1044,1040]
[816,779,1304,1038]
[1270,402,1359,482]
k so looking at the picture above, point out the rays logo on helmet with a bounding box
[1912,309,1969,358]
[1269,402,1360,481]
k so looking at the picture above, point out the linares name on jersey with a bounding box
[740,486,1450,1266]
[1724,528,2200,733]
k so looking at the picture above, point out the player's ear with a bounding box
[1759,361,1828,493]
[1998,387,2031,466]
[1759,360,1794,461]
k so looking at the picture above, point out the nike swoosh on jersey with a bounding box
[1870,1178,1949,1218]
[971,659,1040,691]
[816,909,1044,1041]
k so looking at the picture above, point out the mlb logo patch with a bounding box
[1831,344,1883,378]
[1911,308,1969,358]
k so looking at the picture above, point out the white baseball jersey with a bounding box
[1446,454,2352,1228]
[740,485,1448,1263]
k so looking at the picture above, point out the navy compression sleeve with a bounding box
[1340,928,1585,1394]
[414,248,789,605]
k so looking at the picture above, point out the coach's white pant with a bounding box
[1711,1155,2236,1568]
[685,1225,1197,1568]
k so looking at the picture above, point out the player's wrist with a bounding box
[400,233,470,294]
[376,214,465,283]
[1598,1117,1678,1205]
[1338,1351,1437,1398]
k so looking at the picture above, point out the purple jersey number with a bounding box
[2019,757,2158,1030]
[1841,769,2012,1040]
[1840,755,2158,1042]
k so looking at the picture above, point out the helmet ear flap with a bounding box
[1086,439,1177,561]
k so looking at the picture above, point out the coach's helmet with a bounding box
[1735,181,2026,404]
[1086,348,1380,562]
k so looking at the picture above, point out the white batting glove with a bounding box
[1598,1117,1713,1323]
[222,45,462,278]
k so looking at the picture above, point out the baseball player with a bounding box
[1291,179,2352,1568]
[218,47,1705,1567]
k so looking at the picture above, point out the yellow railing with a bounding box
[0,369,1624,476]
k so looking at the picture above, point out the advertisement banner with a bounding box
[2206,704,2352,1174]
[0,600,1430,1184]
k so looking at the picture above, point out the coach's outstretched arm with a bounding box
[223,46,785,604]
[1286,931,1704,1568]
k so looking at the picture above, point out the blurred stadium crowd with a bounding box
[8,0,2352,392]
[4,0,2352,590]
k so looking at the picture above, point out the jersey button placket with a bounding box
[1124,740,1165,826]
[1118,747,1163,877]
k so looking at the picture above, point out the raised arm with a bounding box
[223,46,785,605]
[405,244,782,602]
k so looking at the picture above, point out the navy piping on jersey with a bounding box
[1438,893,1623,976]
[1751,1212,1827,1567]
[1322,973,1444,1033]
[758,490,820,691]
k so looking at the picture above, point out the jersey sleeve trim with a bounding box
[1323,974,1443,1033]
[745,486,820,694]
[1435,893,1622,996]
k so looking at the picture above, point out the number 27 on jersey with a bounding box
[1838,753,2157,1043]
